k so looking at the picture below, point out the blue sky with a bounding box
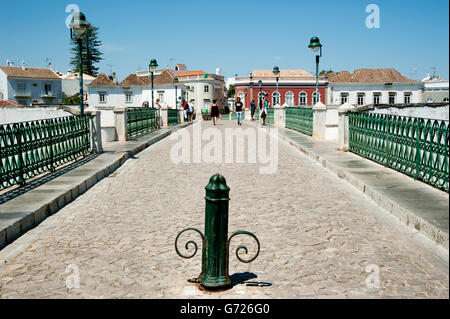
[0,0,448,81]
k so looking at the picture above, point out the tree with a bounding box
[70,24,103,77]
[227,84,235,98]
[320,69,334,75]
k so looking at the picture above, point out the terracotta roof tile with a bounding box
[177,70,206,77]
[328,68,417,83]
[88,73,118,87]
[0,66,61,80]
[0,100,22,107]
[120,74,147,86]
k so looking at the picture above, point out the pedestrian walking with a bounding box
[235,97,244,125]
[250,99,256,121]
[183,100,189,121]
[210,99,220,125]
[189,100,195,121]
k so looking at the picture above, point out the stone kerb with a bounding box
[113,105,128,142]
[337,102,356,152]
[312,101,327,140]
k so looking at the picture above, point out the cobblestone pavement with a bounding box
[0,120,448,299]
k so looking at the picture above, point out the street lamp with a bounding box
[174,76,179,109]
[249,72,253,103]
[258,80,263,110]
[149,59,158,108]
[69,11,89,115]
[308,36,322,105]
[272,66,280,106]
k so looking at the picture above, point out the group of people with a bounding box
[208,96,270,126]
[183,100,195,122]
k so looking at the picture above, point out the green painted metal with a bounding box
[285,107,313,136]
[175,174,260,290]
[266,108,274,124]
[0,115,91,191]
[127,107,158,137]
[168,109,179,125]
[349,112,449,192]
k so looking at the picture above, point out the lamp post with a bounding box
[149,59,158,108]
[272,66,280,106]
[69,11,89,115]
[258,80,263,110]
[249,72,253,103]
[308,36,322,105]
[174,77,179,109]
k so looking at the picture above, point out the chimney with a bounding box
[113,72,117,83]
[216,68,221,75]
[67,69,72,76]
[21,60,26,70]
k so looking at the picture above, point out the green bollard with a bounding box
[175,174,260,291]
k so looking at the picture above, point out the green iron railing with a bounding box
[168,109,179,125]
[349,112,449,192]
[127,107,158,137]
[285,107,313,136]
[266,108,274,124]
[0,115,91,191]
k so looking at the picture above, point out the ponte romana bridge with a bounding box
[0,105,448,298]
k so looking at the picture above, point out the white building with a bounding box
[55,69,96,99]
[422,74,449,103]
[87,69,186,109]
[0,64,62,106]
[327,68,423,106]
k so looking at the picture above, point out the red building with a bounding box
[233,69,327,108]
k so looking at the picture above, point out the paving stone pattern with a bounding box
[0,121,448,299]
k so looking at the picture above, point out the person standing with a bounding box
[250,99,256,121]
[261,97,269,126]
[235,97,244,126]
[210,99,220,125]
[183,100,189,121]
[189,100,195,121]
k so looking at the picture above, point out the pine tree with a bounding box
[70,24,103,77]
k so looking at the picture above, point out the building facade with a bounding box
[327,68,423,106]
[55,70,96,99]
[0,65,62,106]
[233,70,327,108]
[422,74,449,103]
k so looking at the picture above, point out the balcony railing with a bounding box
[14,90,31,97]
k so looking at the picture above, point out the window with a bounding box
[125,92,133,103]
[426,97,433,103]
[17,99,28,106]
[299,92,307,106]
[158,91,165,103]
[404,92,411,104]
[340,93,349,105]
[99,92,107,104]
[312,92,321,105]
[357,93,365,106]
[373,93,381,105]
[389,93,396,104]
[272,91,280,106]
[16,82,26,95]
[285,92,294,106]
[204,85,209,93]
[44,84,52,96]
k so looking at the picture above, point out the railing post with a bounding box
[160,106,169,127]
[312,102,327,140]
[178,108,185,124]
[337,102,355,152]
[175,174,260,291]
[114,106,128,142]
[89,111,103,153]
[274,104,285,128]
[245,108,251,122]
